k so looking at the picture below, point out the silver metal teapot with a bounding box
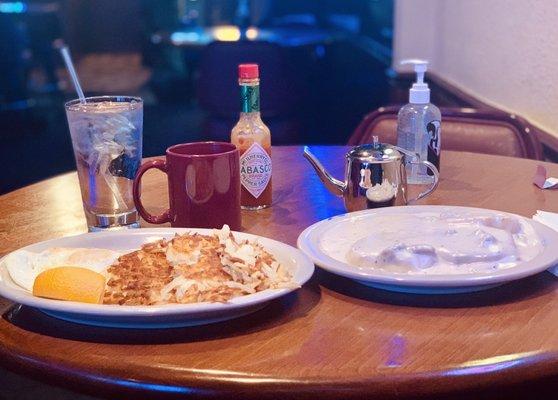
[303,138,439,212]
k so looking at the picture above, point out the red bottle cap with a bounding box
[238,64,259,79]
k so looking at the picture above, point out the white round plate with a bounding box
[0,228,314,328]
[297,206,558,294]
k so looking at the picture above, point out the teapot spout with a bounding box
[303,146,346,196]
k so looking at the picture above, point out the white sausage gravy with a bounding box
[319,212,543,274]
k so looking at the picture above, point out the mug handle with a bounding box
[408,159,440,202]
[133,159,172,224]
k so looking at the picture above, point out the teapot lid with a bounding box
[347,137,403,162]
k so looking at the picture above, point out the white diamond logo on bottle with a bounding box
[240,143,272,199]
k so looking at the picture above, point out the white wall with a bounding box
[393,0,558,139]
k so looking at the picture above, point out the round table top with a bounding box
[2,146,558,399]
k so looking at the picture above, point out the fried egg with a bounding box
[5,247,121,292]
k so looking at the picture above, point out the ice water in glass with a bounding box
[65,96,143,231]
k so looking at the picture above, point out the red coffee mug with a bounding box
[133,142,241,230]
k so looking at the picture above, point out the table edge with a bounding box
[2,338,558,399]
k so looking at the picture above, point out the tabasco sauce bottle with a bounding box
[231,64,272,209]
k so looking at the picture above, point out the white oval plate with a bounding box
[297,206,558,294]
[0,228,314,328]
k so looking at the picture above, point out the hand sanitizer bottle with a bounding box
[396,59,441,184]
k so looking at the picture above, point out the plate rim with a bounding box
[297,205,558,288]
[0,228,314,317]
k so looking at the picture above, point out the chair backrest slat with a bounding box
[348,106,543,160]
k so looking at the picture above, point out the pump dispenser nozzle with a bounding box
[400,59,430,104]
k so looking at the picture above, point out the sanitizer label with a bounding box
[426,120,441,174]
[240,143,272,198]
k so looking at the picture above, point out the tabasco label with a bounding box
[240,143,272,198]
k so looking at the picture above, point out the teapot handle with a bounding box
[391,145,440,202]
[407,159,440,202]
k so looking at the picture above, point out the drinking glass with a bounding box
[65,96,143,231]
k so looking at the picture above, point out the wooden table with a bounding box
[2,146,558,399]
